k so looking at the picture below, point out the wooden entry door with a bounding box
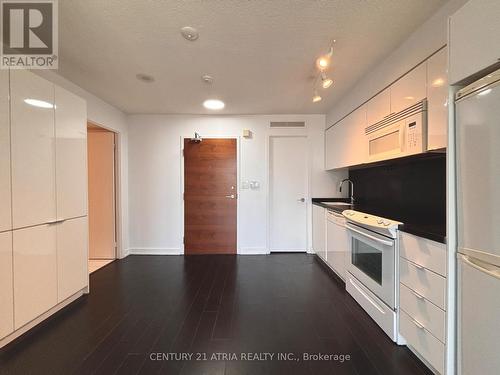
[184,138,237,254]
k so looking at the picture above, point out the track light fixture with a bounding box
[316,46,334,71]
[312,90,322,103]
[311,40,336,102]
[321,72,333,89]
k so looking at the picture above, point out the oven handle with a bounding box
[346,223,394,246]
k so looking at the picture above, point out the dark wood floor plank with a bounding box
[0,254,432,375]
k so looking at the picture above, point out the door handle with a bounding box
[297,198,305,202]
[225,194,236,199]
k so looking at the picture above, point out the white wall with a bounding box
[127,114,345,255]
[326,0,468,127]
[34,71,130,258]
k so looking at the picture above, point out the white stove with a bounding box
[342,209,405,344]
[342,209,401,238]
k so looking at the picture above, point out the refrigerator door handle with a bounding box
[461,255,500,280]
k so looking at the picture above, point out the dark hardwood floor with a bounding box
[0,254,432,375]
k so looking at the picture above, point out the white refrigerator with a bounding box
[456,68,500,375]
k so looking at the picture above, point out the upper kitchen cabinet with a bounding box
[366,88,391,126]
[325,105,367,170]
[427,48,448,150]
[325,119,348,170]
[10,70,56,229]
[345,106,367,167]
[0,70,11,232]
[449,0,500,84]
[390,63,427,114]
[55,86,88,220]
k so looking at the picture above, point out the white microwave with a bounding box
[366,100,427,161]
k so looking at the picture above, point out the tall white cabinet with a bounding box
[1,70,89,347]
[0,70,12,232]
[55,86,88,220]
[0,232,13,339]
[13,224,58,329]
[10,70,57,229]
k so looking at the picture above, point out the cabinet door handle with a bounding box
[47,219,66,225]
[225,194,236,199]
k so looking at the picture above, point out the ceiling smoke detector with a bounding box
[181,26,199,41]
[202,74,214,84]
[136,73,155,83]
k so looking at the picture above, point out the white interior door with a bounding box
[269,136,308,252]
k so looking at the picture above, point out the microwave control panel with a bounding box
[405,115,423,153]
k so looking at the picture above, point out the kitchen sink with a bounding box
[321,202,351,206]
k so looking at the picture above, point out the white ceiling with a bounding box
[58,0,447,115]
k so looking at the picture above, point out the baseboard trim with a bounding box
[239,247,270,255]
[129,248,183,255]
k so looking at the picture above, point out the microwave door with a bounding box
[367,120,405,161]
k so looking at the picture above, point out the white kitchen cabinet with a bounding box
[312,205,326,261]
[427,48,448,150]
[55,86,88,220]
[325,106,367,170]
[345,106,367,167]
[400,310,445,374]
[400,231,447,277]
[0,232,13,339]
[326,211,349,280]
[57,217,88,302]
[13,224,57,329]
[366,88,391,126]
[400,258,446,310]
[390,63,427,114]
[10,70,56,229]
[325,120,347,170]
[0,70,11,232]
[449,0,500,85]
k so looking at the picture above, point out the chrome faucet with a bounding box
[339,179,355,205]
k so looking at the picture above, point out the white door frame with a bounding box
[179,135,241,254]
[266,135,311,253]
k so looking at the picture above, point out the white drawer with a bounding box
[346,273,397,341]
[400,232,447,276]
[400,310,445,374]
[400,258,446,310]
[400,283,446,343]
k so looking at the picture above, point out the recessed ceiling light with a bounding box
[136,73,155,83]
[203,99,225,110]
[24,98,54,108]
[181,26,199,41]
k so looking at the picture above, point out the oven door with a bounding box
[346,223,396,309]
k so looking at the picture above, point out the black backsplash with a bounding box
[349,154,446,238]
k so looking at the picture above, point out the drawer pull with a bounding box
[411,290,425,300]
[411,317,425,330]
[411,261,425,270]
